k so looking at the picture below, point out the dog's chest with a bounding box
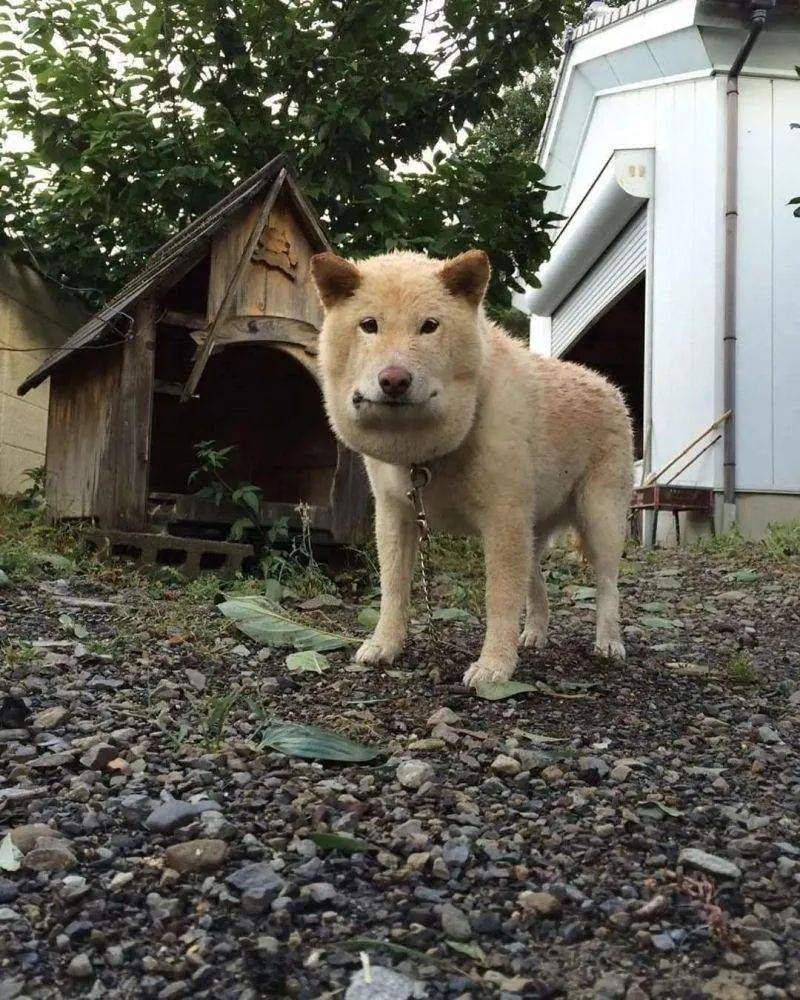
[418,474,482,536]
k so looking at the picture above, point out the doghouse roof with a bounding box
[18,153,330,395]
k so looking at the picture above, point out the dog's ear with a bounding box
[310,253,362,309]
[439,250,491,306]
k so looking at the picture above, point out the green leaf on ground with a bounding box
[357,607,380,629]
[218,595,352,651]
[474,680,537,701]
[432,607,472,622]
[286,650,330,673]
[446,940,488,964]
[309,832,374,853]
[257,722,381,761]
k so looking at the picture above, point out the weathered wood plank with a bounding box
[329,444,372,544]
[98,297,156,529]
[182,168,287,401]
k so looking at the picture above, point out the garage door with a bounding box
[551,209,647,357]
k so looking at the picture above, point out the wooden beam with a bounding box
[161,309,207,330]
[643,411,731,486]
[180,167,287,402]
[189,315,319,355]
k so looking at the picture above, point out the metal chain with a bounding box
[406,465,476,660]
[407,464,435,626]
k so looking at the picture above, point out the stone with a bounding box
[164,839,228,875]
[67,954,93,979]
[679,848,742,880]
[396,760,434,790]
[146,893,182,922]
[79,743,118,771]
[0,978,24,1000]
[442,838,470,867]
[651,931,675,952]
[0,879,18,904]
[345,966,426,1000]
[491,754,521,776]
[578,756,610,781]
[750,939,782,963]
[9,824,63,854]
[518,891,561,916]
[225,862,286,902]
[303,882,337,904]
[440,902,471,941]
[31,706,69,730]
[184,668,207,691]
[593,973,628,999]
[610,763,632,783]
[426,707,460,727]
[24,844,77,872]
[757,725,781,745]
[145,799,219,834]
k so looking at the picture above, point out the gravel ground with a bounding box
[0,532,799,1000]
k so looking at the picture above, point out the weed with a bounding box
[693,526,748,558]
[724,650,760,687]
[197,689,240,750]
[763,520,800,560]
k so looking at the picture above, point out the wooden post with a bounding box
[100,297,156,529]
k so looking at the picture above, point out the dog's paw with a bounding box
[594,638,626,661]
[520,624,549,650]
[463,657,516,688]
[355,635,404,665]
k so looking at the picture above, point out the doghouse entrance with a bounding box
[562,277,645,460]
[148,329,338,526]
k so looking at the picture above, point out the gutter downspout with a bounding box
[722,0,773,523]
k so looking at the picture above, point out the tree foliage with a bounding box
[0,0,571,311]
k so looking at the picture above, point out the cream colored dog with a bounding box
[311,249,633,688]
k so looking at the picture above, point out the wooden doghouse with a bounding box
[17,154,371,570]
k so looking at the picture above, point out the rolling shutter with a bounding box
[551,209,647,357]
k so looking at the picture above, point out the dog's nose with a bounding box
[378,366,412,399]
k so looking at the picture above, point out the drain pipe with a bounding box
[722,0,773,523]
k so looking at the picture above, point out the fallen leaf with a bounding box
[357,607,380,630]
[257,722,381,762]
[474,681,537,701]
[431,607,472,622]
[309,832,374,853]
[446,940,487,964]
[286,650,330,673]
[218,595,353,652]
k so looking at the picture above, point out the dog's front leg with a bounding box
[355,495,417,665]
[463,509,532,688]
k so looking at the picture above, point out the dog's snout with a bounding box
[378,365,412,399]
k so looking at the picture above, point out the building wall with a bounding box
[551,74,724,490]
[0,258,87,495]
[735,74,800,494]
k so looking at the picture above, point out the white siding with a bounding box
[558,76,723,488]
[736,75,800,493]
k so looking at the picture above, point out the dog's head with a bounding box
[311,249,490,465]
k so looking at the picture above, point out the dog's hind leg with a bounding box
[520,534,550,650]
[575,477,628,660]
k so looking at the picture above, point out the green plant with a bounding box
[725,650,760,688]
[0,0,570,314]
[18,466,47,512]
[763,520,800,560]
[189,440,265,546]
[198,689,240,750]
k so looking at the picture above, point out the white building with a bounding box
[514,0,800,540]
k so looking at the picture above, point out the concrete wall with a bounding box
[0,258,86,495]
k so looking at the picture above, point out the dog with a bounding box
[311,249,633,687]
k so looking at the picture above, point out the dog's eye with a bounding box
[359,317,378,334]
[420,318,439,334]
